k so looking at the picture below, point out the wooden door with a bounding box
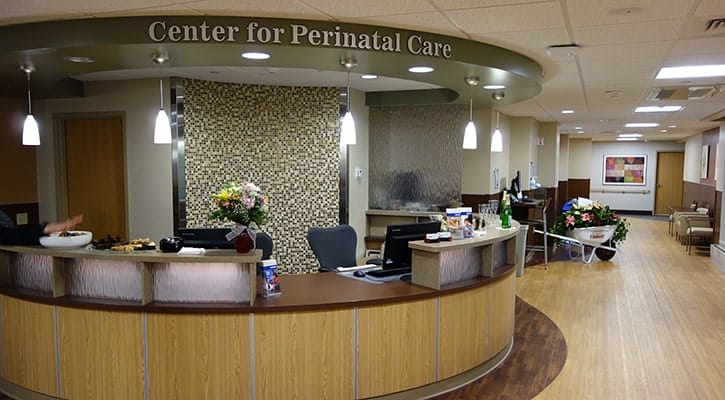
[65,118,126,238]
[654,152,684,215]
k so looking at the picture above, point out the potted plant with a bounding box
[549,198,629,260]
[209,181,269,253]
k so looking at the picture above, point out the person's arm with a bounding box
[0,215,83,246]
[0,224,46,245]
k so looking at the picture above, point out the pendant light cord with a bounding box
[346,71,351,112]
[159,79,164,110]
[25,70,32,115]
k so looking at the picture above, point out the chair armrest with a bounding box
[684,215,713,229]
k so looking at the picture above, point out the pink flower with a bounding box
[582,213,591,222]
[565,215,576,226]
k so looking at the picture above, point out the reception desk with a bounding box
[0,226,518,400]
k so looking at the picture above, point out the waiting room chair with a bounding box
[674,207,709,243]
[519,197,551,268]
[255,232,274,260]
[306,225,357,272]
[684,215,713,255]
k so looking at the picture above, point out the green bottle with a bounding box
[500,190,512,229]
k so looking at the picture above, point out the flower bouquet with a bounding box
[209,181,268,253]
[550,198,629,260]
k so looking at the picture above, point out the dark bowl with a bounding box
[159,236,184,253]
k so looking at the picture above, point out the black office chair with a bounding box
[306,225,357,272]
[255,232,274,260]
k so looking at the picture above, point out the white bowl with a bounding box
[39,231,93,248]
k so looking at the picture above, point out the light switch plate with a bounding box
[16,212,28,225]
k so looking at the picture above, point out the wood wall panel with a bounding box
[567,179,590,200]
[0,295,57,396]
[0,97,37,204]
[147,313,250,400]
[357,298,437,398]
[438,285,489,379]
[57,307,144,400]
[254,309,354,400]
[489,273,516,354]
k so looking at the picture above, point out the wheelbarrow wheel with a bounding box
[595,241,616,261]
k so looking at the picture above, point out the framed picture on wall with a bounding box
[603,155,647,185]
[700,145,710,179]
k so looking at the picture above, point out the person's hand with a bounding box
[43,214,84,235]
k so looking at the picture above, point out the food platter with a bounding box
[39,231,93,249]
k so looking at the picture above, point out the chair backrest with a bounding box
[306,225,357,272]
[256,232,274,260]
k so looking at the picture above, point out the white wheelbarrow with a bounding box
[535,225,618,264]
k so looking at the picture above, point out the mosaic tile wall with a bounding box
[369,104,465,211]
[183,79,340,274]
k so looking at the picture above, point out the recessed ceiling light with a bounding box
[625,122,659,128]
[575,126,582,130]
[659,129,668,133]
[561,110,574,114]
[634,105,683,113]
[408,66,434,73]
[668,125,677,128]
[242,51,270,60]
[63,56,95,63]
[360,74,378,79]
[619,133,642,138]
[617,137,638,141]
[483,84,506,90]
[656,64,725,79]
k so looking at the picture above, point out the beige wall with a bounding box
[461,106,493,194]
[34,79,173,241]
[537,122,559,188]
[348,88,370,257]
[567,138,592,179]
[0,97,37,204]
[684,133,703,183]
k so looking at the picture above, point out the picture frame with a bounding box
[701,145,709,179]
[603,155,647,185]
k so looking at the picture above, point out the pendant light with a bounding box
[462,76,479,149]
[21,65,40,146]
[152,51,171,144]
[340,57,357,145]
[491,111,503,152]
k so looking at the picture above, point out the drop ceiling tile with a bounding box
[357,12,463,37]
[180,0,328,18]
[669,37,725,56]
[579,41,671,60]
[302,0,436,18]
[578,56,663,72]
[694,0,725,16]
[566,0,697,27]
[445,2,565,35]
[574,19,684,45]
[432,0,542,11]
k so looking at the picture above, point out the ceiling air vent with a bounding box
[705,18,725,32]
[646,86,717,101]
[704,108,725,122]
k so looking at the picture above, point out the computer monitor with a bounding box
[381,221,440,269]
[177,227,234,249]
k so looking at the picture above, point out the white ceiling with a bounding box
[1,0,724,142]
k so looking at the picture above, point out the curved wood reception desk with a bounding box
[0,226,519,400]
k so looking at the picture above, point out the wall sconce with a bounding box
[152,51,171,144]
[20,65,40,146]
[462,76,479,149]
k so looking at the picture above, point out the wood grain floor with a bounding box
[516,216,725,400]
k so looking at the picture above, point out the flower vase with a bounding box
[229,225,256,254]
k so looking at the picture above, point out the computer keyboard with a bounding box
[365,267,411,278]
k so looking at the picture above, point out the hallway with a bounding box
[517,216,725,399]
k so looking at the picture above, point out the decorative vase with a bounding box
[233,231,255,253]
